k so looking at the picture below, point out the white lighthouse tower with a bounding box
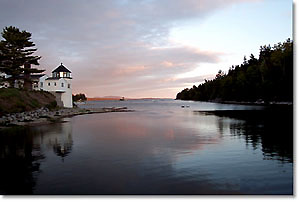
[38,63,73,108]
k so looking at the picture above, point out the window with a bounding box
[61,83,64,87]
[54,82,56,86]
[48,82,50,86]
[40,82,43,87]
[68,84,70,88]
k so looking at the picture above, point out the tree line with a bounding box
[176,39,293,103]
[72,93,87,102]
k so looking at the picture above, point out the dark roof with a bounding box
[52,63,71,73]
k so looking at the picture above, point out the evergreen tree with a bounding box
[0,26,44,88]
[73,93,87,102]
[176,39,293,103]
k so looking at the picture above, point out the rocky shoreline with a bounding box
[0,107,133,127]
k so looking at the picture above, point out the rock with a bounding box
[0,118,5,124]
[24,116,32,122]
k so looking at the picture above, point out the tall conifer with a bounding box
[0,26,44,88]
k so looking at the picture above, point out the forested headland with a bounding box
[176,39,293,103]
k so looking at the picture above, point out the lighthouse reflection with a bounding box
[35,118,73,161]
[52,135,73,161]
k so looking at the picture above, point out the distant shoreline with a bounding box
[87,97,293,106]
[87,97,173,101]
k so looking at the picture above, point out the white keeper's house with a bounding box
[36,63,73,108]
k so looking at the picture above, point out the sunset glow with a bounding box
[0,0,292,98]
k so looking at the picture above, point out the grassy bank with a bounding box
[0,88,57,115]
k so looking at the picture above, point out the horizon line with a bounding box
[87,97,174,101]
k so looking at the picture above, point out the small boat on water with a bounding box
[120,97,125,101]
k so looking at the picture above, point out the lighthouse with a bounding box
[38,63,73,108]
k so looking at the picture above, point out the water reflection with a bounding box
[0,120,73,194]
[0,126,44,194]
[40,121,73,161]
[0,102,293,195]
[196,106,293,162]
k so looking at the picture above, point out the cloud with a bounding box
[0,0,251,97]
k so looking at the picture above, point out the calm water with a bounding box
[0,99,293,194]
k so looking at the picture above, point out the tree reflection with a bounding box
[198,106,293,163]
[0,126,44,194]
[0,120,73,194]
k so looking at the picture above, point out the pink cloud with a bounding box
[112,65,148,76]
[0,0,254,97]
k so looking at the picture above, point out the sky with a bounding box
[0,0,292,98]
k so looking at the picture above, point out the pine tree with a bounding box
[0,26,44,89]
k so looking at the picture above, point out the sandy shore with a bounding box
[0,107,133,127]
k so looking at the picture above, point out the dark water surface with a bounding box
[0,99,293,194]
